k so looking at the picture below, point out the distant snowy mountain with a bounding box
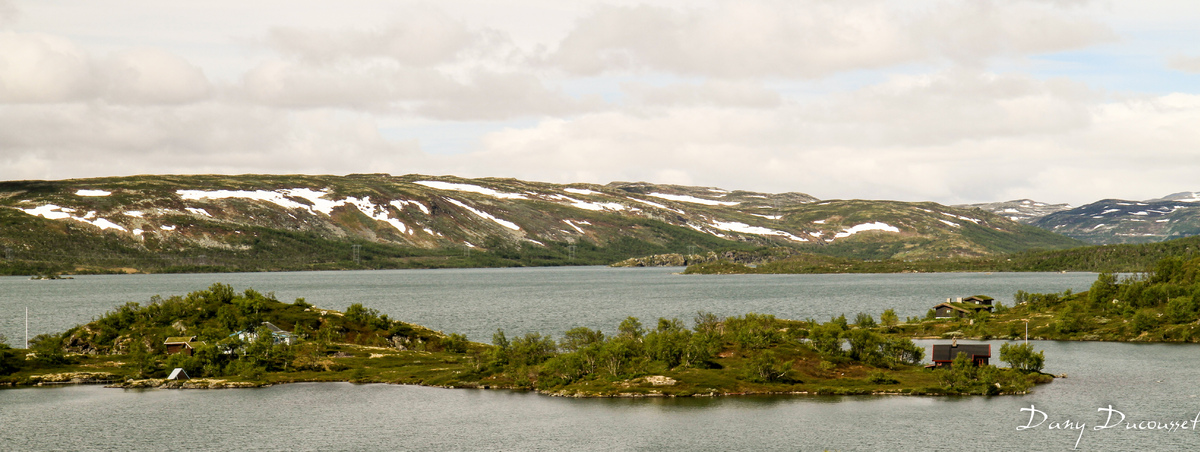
[1030,196,1200,245]
[955,199,1073,223]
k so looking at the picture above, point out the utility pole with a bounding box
[351,244,362,265]
[1024,320,1029,345]
[26,307,29,349]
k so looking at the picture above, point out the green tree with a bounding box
[879,309,899,330]
[881,337,924,365]
[598,339,636,376]
[1132,309,1157,333]
[442,333,469,353]
[126,337,155,378]
[29,333,69,365]
[693,311,722,336]
[808,322,843,357]
[999,342,1045,373]
[0,341,20,376]
[854,312,876,329]
[509,332,556,367]
[559,327,604,353]
[746,350,791,383]
[618,317,644,340]
[845,329,883,363]
[1088,272,1120,306]
[490,329,510,366]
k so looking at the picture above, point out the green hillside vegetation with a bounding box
[0,285,1048,396]
[2,174,1085,276]
[682,235,1200,275]
[481,313,1046,396]
[858,255,1200,342]
[773,200,1082,260]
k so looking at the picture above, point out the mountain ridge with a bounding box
[0,173,1081,274]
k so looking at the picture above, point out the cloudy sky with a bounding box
[2,0,1199,205]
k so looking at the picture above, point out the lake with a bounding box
[3,267,1198,450]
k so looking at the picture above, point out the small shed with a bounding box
[163,336,199,356]
[931,343,991,367]
[167,368,190,380]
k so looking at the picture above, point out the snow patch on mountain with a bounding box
[444,198,520,231]
[415,181,527,200]
[648,193,739,206]
[709,221,807,242]
[20,204,126,231]
[564,188,601,196]
[834,222,900,238]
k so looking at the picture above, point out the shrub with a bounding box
[999,342,1045,373]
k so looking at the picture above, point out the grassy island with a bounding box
[0,284,1050,396]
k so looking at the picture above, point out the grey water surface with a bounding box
[3,267,1196,450]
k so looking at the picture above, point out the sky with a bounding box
[1,0,1199,206]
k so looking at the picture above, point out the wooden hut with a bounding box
[163,336,199,356]
[930,342,991,367]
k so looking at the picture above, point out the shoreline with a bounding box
[1,373,1038,397]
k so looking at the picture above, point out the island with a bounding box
[0,283,1049,396]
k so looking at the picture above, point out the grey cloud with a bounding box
[97,48,211,104]
[0,32,93,102]
[265,8,493,67]
[239,58,597,120]
[549,0,1114,78]
[1168,55,1200,73]
[0,103,420,181]
[622,80,782,108]
[0,0,19,26]
[806,69,1098,146]
[0,32,212,105]
[414,70,601,120]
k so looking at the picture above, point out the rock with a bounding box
[645,375,677,386]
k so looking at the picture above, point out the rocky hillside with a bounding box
[956,199,1073,223]
[0,174,1082,274]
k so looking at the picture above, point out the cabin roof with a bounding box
[932,344,991,362]
[262,322,288,334]
[934,302,991,313]
[163,336,197,345]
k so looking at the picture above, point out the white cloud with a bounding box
[549,0,1114,78]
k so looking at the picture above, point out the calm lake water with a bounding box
[3,267,1198,451]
